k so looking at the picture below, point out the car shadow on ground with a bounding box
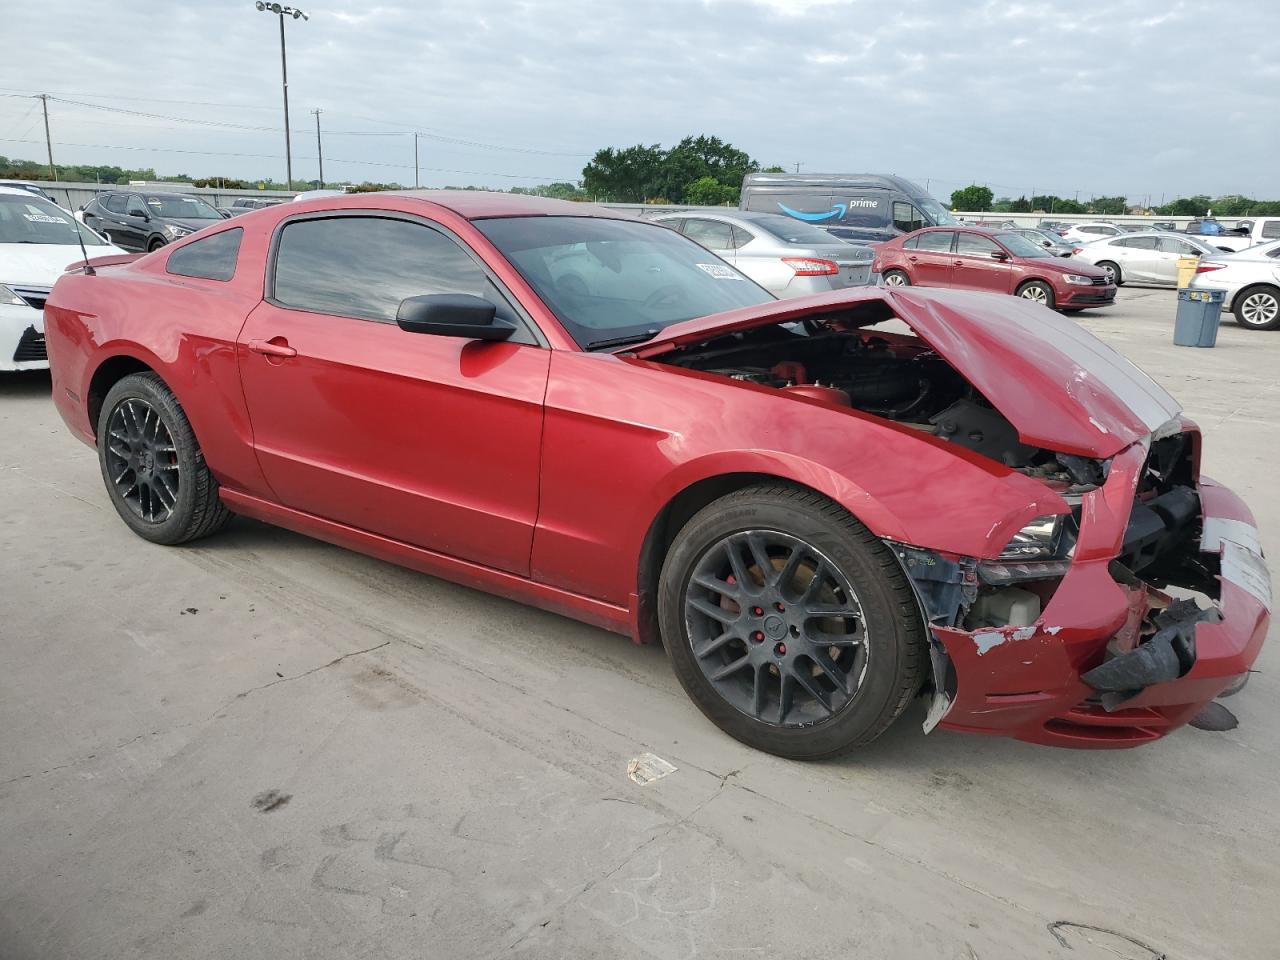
[193,513,1219,787]
[0,370,52,397]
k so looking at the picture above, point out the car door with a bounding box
[122,194,153,250]
[98,194,134,248]
[951,232,1011,293]
[236,212,550,576]
[1151,236,1195,284]
[904,230,955,286]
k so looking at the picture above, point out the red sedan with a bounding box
[874,226,1117,311]
[44,192,1267,758]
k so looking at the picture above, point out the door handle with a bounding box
[953,260,964,266]
[248,338,297,359]
[908,255,919,262]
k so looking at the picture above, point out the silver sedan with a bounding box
[1188,239,1280,330]
[650,210,874,298]
[1072,231,1220,286]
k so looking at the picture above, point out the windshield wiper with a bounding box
[584,330,660,351]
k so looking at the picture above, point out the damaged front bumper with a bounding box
[903,433,1270,749]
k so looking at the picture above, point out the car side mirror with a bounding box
[990,250,1009,260]
[396,294,515,341]
[130,210,149,221]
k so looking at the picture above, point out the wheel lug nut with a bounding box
[751,606,763,616]
[774,602,785,612]
[752,631,764,642]
[774,643,787,656]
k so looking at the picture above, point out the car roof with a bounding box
[918,225,1003,236]
[652,210,775,223]
[381,189,623,220]
[0,186,38,197]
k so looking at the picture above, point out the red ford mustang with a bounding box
[45,192,1268,758]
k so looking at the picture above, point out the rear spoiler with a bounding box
[64,253,145,273]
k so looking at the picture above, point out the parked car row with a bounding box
[1070,232,1221,286]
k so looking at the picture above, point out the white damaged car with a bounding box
[0,186,124,371]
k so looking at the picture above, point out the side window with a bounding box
[730,225,755,249]
[955,233,1000,257]
[1081,226,1106,235]
[273,216,496,323]
[1262,221,1280,239]
[892,201,923,234]
[126,196,148,217]
[902,236,920,250]
[1119,236,1158,250]
[104,194,127,214]
[1157,237,1192,254]
[652,219,684,234]
[167,228,243,282]
[681,218,734,250]
[915,231,954,252]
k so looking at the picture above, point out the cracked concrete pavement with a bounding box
[1,287,1277,959]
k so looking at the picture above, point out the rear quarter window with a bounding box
[166,228,243,282]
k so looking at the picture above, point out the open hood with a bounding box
[625,286,1180,459]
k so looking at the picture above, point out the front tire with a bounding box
[148,237,166,252]
[1096,260,1122,285]
[97,372,232,545]
[1233,285,1280,330]
[1016,280,1055,309]
[658,484,927,760]
[882,269,911,287]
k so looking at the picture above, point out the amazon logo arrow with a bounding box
[777,201,847,222]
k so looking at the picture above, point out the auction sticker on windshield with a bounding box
[23,213,68,224]
[696,263,743,279]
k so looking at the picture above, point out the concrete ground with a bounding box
[1,286,1277,960]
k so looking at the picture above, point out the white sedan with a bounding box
[0,187,125,371]
[1189,239,1280,330]
[1072,231,1220,287]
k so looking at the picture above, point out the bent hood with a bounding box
[626,285,1179,459]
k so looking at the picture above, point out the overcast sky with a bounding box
[2,0,1277,201]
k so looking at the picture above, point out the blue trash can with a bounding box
[1174,289,1225,347]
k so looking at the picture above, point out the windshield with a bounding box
[476,216,774,349]
[748,214,843,245]
[144,195,222,219]
[917,197,956,226]
[0,194,108,246]
[995,233,1054,258]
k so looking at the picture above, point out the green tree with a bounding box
[659,135,756,202]
[683,176,736,205]
[950,184,994,211]
[582,144,665,202]
[761,165,787,173]
[1089,196,1128,215]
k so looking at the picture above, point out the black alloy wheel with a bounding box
[658,484,927,759]
[683,529,869,727]
[104,397,180,523]
[97,372,232,544]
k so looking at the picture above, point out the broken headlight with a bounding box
[998,515,1064,561]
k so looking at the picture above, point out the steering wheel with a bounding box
[643,284,686,311]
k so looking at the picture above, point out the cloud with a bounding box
[0,0,1275,199]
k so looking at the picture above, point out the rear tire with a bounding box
[1233,285,1280,330]
[1096,260,1122,286]
[148,237,166,252]
[658,484,927,760]
[883,269,911,287]
[1016,280,1055,309]
[97,372,232,545]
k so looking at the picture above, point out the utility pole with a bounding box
[794,161,801,173]
[414,133,421,188]
[38,94,56,181]
[312,108,324,187]
[254,4,308,191]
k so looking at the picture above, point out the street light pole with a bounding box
[254,3,308,191]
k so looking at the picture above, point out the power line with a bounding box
[0,136,576,180]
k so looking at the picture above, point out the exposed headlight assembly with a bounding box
[998,514,1064,560]
[0,284,25,306]
[165,224,192,238]
[1063,273,1096,286]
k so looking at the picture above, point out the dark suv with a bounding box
[80,191,226,252]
